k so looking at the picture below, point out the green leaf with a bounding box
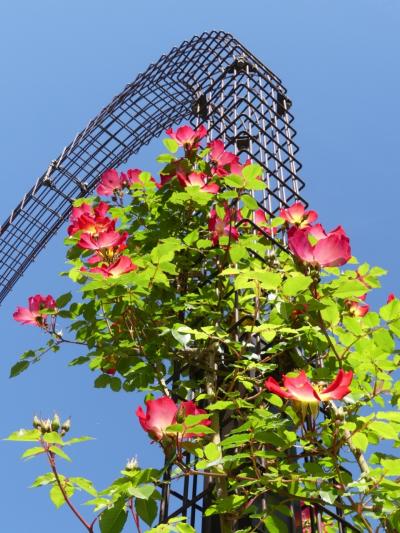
[333,280,366,298]
[320,305,339,326]
[373,329,395,352]
[363,311,380,328]
[319,489,338,505]
[229,244,248,262]
[9,360,30,378]
[84,497,110,512]
[94,374,112,389]
[50,483,74,508]
[64,436,94,446]
[162,138,179,153]
[251,271,281,290]
[204,442,221,462]
[56,292,72,308]
[69,477,97,496]
[282,274,312,296]
[196,238,212,249]
[264,515,289,533]
[5,429,41,442]
[266,394,283,408]
[110,377,122,392]
[31,473,56,488]
[128,484,155,500]
[171,329,191,348]
[225,174,245,188]
[183,229,199,246]
[136,497,157,527]
[343,317,363,336]
[241,194,259,210]
[242,163,263,181]
[207,401,235,411]
[381,458,400,475]
[166,423,183,432]
[156,153,175,163]
[49,446,71,462]
[380,299,400,321]
[176,524,196,533]
[185,425,214,435]
[43,432,64,445]
[222,433,251,449]
[351,432,368,452]
[184,414,211,426]
[369,421,398,440]
[99,502,128,533]
[21,446,45,460]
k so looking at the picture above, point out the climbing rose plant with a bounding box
[7,125,400,533]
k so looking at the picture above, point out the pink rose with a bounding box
[288,224,351,267]
[265,369,353,403]
[13,294,57,328]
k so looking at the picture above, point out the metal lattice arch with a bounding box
[0,30,358,533]
[0,30,304,304]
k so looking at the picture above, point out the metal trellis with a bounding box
[0,31,357,532]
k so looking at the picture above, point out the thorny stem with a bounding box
[44,443,93,532]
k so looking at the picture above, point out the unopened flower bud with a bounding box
[51,414,61,432]
[33,415,41,429]
[125,457,139,471]
[60,418,71,436]
[175,405,185,424]
[42,419,52,433]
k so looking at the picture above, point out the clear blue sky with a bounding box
[1,1,399,531]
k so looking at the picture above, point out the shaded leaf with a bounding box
[136,497,157,526]
[99,501,128,533]
[9,360,30,378]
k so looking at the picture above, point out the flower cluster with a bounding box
[68,200,137,278]
[11,124,400,531]
[161,126,245,189]
[208,206,240,246]
[13,294,57,329]
[281,202,351,268]
[165,125,207,152]
[67,201,113,236]
[96,168,156,196]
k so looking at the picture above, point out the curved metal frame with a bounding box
[0,30,303,304]
[0,30,357,532]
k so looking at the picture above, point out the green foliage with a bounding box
[99,500,128,533]
[9,132,400,532]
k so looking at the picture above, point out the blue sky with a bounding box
[1,0,399,531]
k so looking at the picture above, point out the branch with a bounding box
[329,403,370,476]
[44,445,93,532]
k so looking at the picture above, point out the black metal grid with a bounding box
[0,31,356,532]
[0,30,304,304]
